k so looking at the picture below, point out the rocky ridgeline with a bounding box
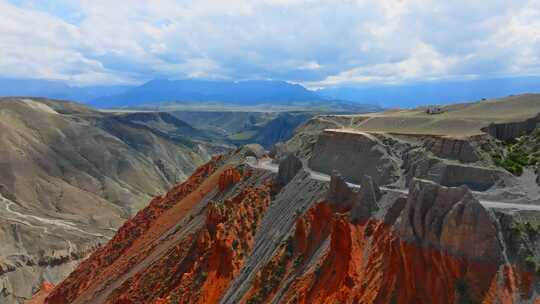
[353,175,382,222]
[34,145,540,304]
[303,128,519,192]
[395,179,501,261]
[32,132,540,304]
[325,172,357,211]
[323,167,501,262]
[274,153,303,190]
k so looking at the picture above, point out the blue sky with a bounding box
[0,0,539,88]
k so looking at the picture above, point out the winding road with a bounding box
[250,158,540,212]
[0,195,107,237]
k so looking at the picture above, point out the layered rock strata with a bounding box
[34,151,540,304]
[308,129,399,185]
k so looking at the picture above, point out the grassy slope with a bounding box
[342,94,540,137]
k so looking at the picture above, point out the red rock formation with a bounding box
[275,203,539,304]
[219,167,242,192]
[103,182,272,304]
[25,282,54,304]
[45,156,223,304]
[41,155,540,304]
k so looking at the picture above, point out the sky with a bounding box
[0,0,539,88]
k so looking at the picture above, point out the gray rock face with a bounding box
[482,114,540,141]
[423,136,479,163]
[441,164,511,190]
[536,166,540,186]
[394,179,501,261]
[239,144,266,159]
[274,153,303,188]
[403,148,513,191]
[382,196,407,225]
[326,171,357,210]
[269,142,288,161]
[221,168,328,304]
[351,175,382,222]
[308,130,399,185]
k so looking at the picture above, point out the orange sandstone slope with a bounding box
[25,282,55,304]
[41,149,540,304]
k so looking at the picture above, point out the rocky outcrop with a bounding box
[40,150,540,304]
[395,179,501,261]
[482,114,540,141]
[103,182,272,304]
[423,136,480,163]
[351,175,382,222]
[273,193,532,304]
[218,168,242,192]
[325,172,357,211]
[325,172,382,222]
[43,157,224,304]
[403,147,513,191]
[536,166,540,186]
[441,163,512,190]
[274,154,303,188]
[308,129,399,185]
[241,144,266,159]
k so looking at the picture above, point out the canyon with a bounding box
[28,94,540,303]
[0,97,226,303]
[0,97,366,303]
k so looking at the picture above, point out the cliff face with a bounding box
[308,129,399,185]
[394,179,501,261]
[483,114,540,141]
[36,149,540,304]
[422,136,480,163]
[402,145,514,191]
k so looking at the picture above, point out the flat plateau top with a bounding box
[331,94,540,137]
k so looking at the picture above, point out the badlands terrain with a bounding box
[0,97,367,303]
[25,94,540,303]
[0,97,227,303]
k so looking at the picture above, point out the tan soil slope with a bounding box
[0,97,213,303]
[341,94,540,136]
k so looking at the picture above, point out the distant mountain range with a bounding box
[91,79,323,108]
[0,78,131,103]
[318,76,540,108]
[1,76,540,109]
[0,78,326,108]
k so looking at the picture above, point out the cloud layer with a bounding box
[1,0,539,87]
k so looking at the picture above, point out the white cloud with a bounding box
[0,0,539,86]
[0,1,134,84]
[308,42,461,87]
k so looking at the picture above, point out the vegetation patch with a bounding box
[505,221,540,274]
[492,127,540,176]
[228,130,258,141]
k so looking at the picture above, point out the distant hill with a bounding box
[0,97,230,302]
[0,78,330,109]
[318,76,540,108]
[0,78,131,102]
[4,76,539,110]
[172,111,314,148]
[90,79,323,108]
